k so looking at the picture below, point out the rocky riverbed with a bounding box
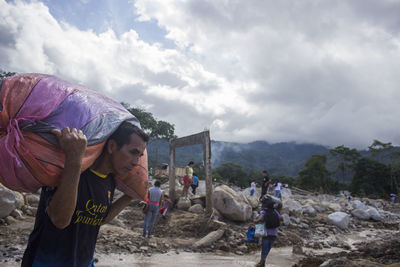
[1,182,400,266]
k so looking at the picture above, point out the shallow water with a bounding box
[95,247,302,267]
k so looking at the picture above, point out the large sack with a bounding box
[0,74,148,200]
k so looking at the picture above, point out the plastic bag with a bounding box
[254,223,267,238]
[0,73,148,200]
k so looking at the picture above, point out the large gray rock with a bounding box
[189,204,204,214]
[14,192,25,209]
[302,205,317,217]
[284,199,303,217]
[193,229,225,248]
[366,207,382,221]
[351,209,370,220]
[0,184,16,219]
[322,201,342,212]
[177,199,191,210]
[282,213,290,226]
[212,185,252,222]
[280,188,292,199]
[353,200,368,210]
[327,212,350,230]
[243,194,259,209]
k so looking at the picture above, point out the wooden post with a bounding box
[169,145,176,202]
[203,131,213,214]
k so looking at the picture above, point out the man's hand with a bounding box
[51,127,87,160]
[47,127,87,229]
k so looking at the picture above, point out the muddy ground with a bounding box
[1,196,400,266]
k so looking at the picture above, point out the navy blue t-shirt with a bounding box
[22,169,115,267]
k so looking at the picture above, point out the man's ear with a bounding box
[107,139,117,154]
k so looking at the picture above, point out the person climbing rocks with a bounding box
[250,181,256,196]
[260,170,270,199]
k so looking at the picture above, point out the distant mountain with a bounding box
[147,139,335,177]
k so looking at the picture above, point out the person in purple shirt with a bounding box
[253,198,282,267]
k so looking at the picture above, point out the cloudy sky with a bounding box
[1,0,400,149]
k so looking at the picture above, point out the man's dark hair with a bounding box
[108,121,149,148]
[154,181,161,187]
[188,161,194,165]
[262,170,268,174]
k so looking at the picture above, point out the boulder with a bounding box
[322,201,342,212]
[14,192,25,209]
[313,204,327,213]
[366,207,382,221]
[189,204,204,214]
[212,185,252,222]
[352,200,368,210]
[282,213,290,226]
[26,194,40,207]
[191,196,205,207]
[0,184,16,219]
[327,212,350,230]
[243,194,259,209]
[351,209,370,220]
[5,215,17,225]
[10,209,24,220]
[302,205,317,217]
[280,188,292,199]
[211,208,222,220]
[284,199,302,217]
[177,199,191,210]
[193,229,225,248]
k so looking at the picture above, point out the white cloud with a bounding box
[1,0,400,149]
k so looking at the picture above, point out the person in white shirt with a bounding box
[274,182,282,198]
[250,181,256,196]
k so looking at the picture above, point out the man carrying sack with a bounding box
[22,122,149,266]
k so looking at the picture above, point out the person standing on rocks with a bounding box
[250,181,256,196]
[143,180,164,237]
[254,197,282,267]
[391,193,396,203]
[182,161,194,200]
[260,170,270,199]
[22,122,149,267]
[274,181,282,199]
[191,172,199,195]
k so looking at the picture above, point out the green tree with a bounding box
[214,162,248,187]
[297,154,333,193]
[329,145,360,185]
[0,70,16,81]
[368,140,400,193]
[121,102,176,141]
[350,157,391,198]
[121,102,177,168]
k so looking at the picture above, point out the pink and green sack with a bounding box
[0,73,148,200]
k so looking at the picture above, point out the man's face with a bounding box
[110,133,147,176]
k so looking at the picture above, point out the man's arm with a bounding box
[47,127,87,229]
[103,195,133,224]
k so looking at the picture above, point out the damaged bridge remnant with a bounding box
[169,130,213,214]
